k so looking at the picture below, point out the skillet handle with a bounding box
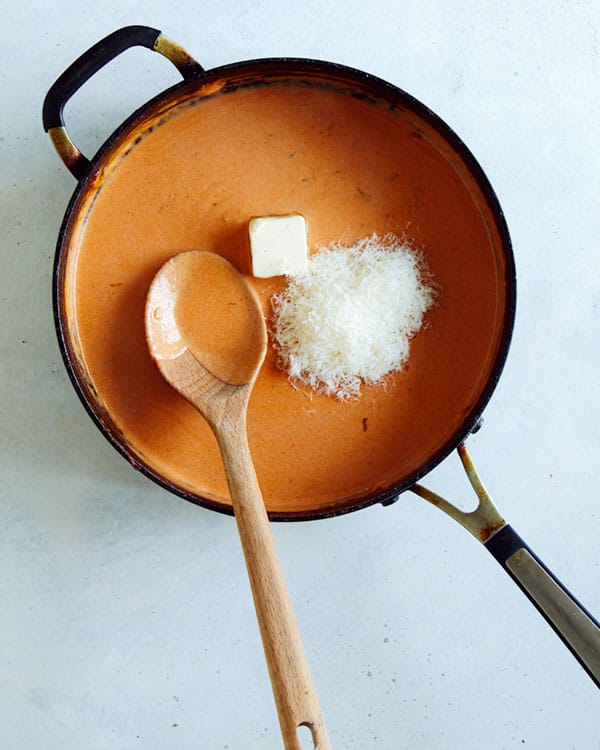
[485,524,600,688]
[42,25,204,179]
[411,443,600,688]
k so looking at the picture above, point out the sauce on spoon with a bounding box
[146,250,266,384]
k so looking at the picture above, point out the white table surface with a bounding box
[2,2,599,748]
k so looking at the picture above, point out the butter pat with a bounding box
[248,213,308,278]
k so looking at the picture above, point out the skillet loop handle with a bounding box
[42,25,204,179]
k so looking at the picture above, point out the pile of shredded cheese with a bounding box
[271,233,435,400]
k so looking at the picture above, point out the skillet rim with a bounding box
[51,56,517,521]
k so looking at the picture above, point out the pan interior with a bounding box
[60,67,513,518]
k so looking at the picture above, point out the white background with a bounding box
[2,2,599,748]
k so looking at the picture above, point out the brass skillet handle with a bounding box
[411,443,600,689]
[42,25,204,179]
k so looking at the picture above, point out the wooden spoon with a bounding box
[145,250,330,750]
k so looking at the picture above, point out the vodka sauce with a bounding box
[63,80,509,516]
[145,250,266,385]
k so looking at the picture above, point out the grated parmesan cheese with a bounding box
[270,233,435,400]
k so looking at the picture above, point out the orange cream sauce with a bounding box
[63,78,509,516]
[147,251,266,385]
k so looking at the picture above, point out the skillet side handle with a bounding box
[42,25,204,179]
[485,525,600,688]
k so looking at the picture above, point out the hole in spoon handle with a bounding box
[297,720,331,749]
[297,725,314,748]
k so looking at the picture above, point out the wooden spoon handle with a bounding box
[216,421,330,750]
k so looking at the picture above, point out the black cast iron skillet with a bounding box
[43,25,600,692]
